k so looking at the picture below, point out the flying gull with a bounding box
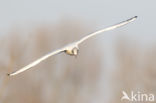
[8,16,137,76]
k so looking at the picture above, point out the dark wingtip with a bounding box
[134,16,138,18]
[7,73,11,76]
[127,16,138,22]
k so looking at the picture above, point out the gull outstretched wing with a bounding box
[77,16,137,45]
[8,48,65,76]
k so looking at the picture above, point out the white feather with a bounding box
[8,48,64,76]
[77,16,137,45]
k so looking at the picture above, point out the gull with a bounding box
[8,16,137,76]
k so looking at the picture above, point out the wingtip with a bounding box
[127,16,138,22]
[131,16,138,20]
[7,73,14,77]
[134,16,138,18]
[7,73,11,76]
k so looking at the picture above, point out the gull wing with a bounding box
[8,48,65,76]
[77,16,137,45]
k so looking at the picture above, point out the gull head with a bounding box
[64,42,79,56]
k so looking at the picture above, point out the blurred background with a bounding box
[0,0,156,103]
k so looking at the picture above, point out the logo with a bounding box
[121,91,155,102]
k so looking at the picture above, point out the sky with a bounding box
[0,0,156,44]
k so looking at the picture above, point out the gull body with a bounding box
[64,42,79,56]
[8,16,137,76]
